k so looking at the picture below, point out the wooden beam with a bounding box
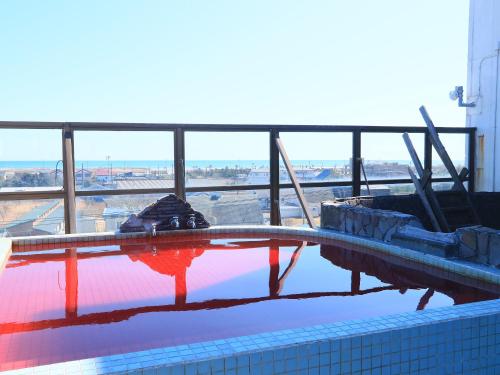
[403,132,446,231]
[408,168,442,232]
[403,132,425,177]
[275,137,316,228]
[419,106,481,224]
[420,106,465,190]
[359,158,371,195]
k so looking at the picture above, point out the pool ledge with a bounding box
[0,238,12,274]
[10,225,500,286]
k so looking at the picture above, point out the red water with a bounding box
[0,237,497,370]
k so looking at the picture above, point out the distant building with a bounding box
[246,167,336,185]
[115,179,173,190]
[0,200,64,237]
[188,192,264,225]
[75,168,93,185]
[94,168,114,184]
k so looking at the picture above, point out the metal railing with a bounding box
[0,121,476,233]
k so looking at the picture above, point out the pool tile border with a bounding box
[4,298,499,374]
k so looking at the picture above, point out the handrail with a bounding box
[0,120,475,133]
[0,121,476,234]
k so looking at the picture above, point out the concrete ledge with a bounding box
[0,238,12,274]
[391,225,458,258]
[8,225,500,288]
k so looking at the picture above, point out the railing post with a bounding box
[352,130,361,196]
[270,129,280,225]
[468,128,476,192]
[424,130,432,173]
[174,128,186,200]
[62,125,76,234]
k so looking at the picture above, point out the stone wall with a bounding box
[363,192,500,231]
[321,202,422,242]
[321,201,500,267]
[456,226,500,266]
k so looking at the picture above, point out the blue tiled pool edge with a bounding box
[5,299,499,375]
[4,226,500,374]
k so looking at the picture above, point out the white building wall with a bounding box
[467,0,500,191]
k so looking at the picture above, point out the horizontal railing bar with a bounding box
[362,177,455,185]
[0,177,460,201]
[280,177,456,189]
[280,181,353,188]
[75,188,175,197]
[0,121,66,129]
[0,121,475,134]
[186,184,270,193]
[0,190,65,201]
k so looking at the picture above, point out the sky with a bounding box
[0,0,470,162]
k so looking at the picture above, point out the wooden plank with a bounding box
[419,106,480,225]
[403,132,425,177]
[359,159,371,195]
[408,168,442,232]
[275,137,316,228]
[419,106,465,190]
[420,170,432,190]
[403,132,449,231]
[458,168,469,181]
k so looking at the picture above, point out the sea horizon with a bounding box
[0,159,465,170]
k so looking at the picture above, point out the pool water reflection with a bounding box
[0,237,497,370]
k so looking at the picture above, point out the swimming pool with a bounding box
[0,233,497,371]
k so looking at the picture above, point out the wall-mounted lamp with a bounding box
[449,86,475,107]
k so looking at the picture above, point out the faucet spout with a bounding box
[186,214,197,229]
[169,216,180,229]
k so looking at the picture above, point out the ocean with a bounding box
[0,159,462,170]
[0,159,417,170]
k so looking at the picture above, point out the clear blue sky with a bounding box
[0,0,469,161]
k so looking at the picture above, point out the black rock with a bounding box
[120,194,210,233]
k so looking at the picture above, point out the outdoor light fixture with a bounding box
[449,85,475,107]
